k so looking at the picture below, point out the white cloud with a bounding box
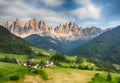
[70,0,101,19]
[40,0,64,7]
[0,0,73,27]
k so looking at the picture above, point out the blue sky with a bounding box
[0,0,120,29]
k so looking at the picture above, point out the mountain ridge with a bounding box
[2,18,105,41]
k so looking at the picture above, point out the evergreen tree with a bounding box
[107,72,112,81]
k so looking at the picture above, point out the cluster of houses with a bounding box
[17,59,54,70]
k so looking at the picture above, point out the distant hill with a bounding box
[25,34,89,53]
[69,25,120,64]
[25,34,64,53]
[0,25,32,54]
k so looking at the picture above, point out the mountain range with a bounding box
[2,18,105,41]
[2,18,108,53]
[1,18,120,64]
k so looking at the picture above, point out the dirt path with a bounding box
[24,75,42,83]
[23,70,94,83]
[43,70,95,83]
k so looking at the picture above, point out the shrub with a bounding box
[33,69,39,74]
[10,75,19,80]
[0,73,3,79]
[118,77,120,83]
[0,56,17,64]
[92,77,94,80]
[76,56,84,64]
[95,73,100,77]
[53,61,61,66]
[33,69,49,80]
[50,54,69,62]
[36,52,45,57]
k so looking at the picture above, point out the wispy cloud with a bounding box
[0,0,119,28]
[39,0,64,7]
[0,0,73,27]
[70,0,101,19]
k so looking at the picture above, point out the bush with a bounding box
[92,77,94,80]
[33,69,39,74]
[0,73,3,79]
[76,56,84,64]
[33,69,49,80]
[95,73,100,77]
[0,56,17,64]
[50,54,69,62]
[10,75,19,80]
[117,77,120,83]
[36,52,45,57]
[53,61,61,66]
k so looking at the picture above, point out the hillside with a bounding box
[0,25,32,54]
[69,25,120,64]
[25,34,89,53]
[25,34,64,53]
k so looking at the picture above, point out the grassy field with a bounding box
[41,67,95,83]
[65,55,76,62]
[0,62,120,83]
[0,51,120,83]
[0,62,31,83]
[31,46,54,56]
[0,53,27,60]
[88,72,120,83]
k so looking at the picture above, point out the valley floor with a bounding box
[5,67,95,83]
[0,61,120,83]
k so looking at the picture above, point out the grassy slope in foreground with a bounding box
[0,62,120,83]
[0,62,31,83]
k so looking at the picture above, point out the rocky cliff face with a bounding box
[54,23,103,40]
[2,18,104,41]
[2,18,54,37]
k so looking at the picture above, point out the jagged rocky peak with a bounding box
[29,18,38,27]
[25,18,38,27]
[54,22,80,34]
[2,21,11,29]
[2,18,54,37]
[54,24,64,33]
[15,18,25,28]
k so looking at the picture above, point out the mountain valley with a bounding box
[2,18,107,53]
